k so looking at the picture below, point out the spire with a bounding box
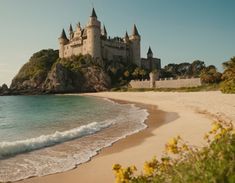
[91,8,97,18]
[147,46,153,55]
[124,31,129,43]
[69,24,73,32]
[60,29,68,40]
[77,22,81,28]
[69,24,74,39]
[132,24,140,36]
[103,25,107,36]
[125,31,129,39]
[147,46,153,58]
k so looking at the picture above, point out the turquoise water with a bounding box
[0,95,121,142]
[0,95,148,182]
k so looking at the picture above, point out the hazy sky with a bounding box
[0,0,235,85]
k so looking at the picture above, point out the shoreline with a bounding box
[17,91,235,183]
[17,98,166,183]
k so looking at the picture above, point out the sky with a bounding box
[0,0,235,86]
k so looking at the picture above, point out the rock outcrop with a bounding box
[43,63,110,93]
[4,49,111,95]
[0,84,9,95]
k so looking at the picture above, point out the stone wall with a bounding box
[130,78,202,89]
[129,80,151,88]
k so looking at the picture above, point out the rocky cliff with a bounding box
[4,49,111,95]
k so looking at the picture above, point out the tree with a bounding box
[191,60,205,77]
[200,66,222,84]
[164,64,178,77]
[220,57,235,93]
[177,62,191,76]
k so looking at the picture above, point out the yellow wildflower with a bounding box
[130,165,137,172]
[143,162,154,176]
[112,164,122,171]
[211,122,221,133]
[168,137,178,146]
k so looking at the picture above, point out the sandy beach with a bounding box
[18,91,235,183]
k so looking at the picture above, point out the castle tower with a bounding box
[58,29,69,58]
[74,22,82,38]
[102,24,107,39]
[86,8,101,59]
[124,31,129,43]
[130,24,141,67]
[147,46,153,59]
[69,24,74,40]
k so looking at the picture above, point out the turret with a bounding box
[130,24,141,66]
[69,24,74,40]
[86,8,101,58]
[102,24,107,38]
[91,7,97,18]
[124,31,129,43]
[77,22,82,31]
[58,29,69,58]
[147,46,153,59]
[132,24,140,37]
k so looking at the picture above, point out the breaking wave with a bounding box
[0,121,112,157]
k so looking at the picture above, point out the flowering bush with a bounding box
[113,120,235,183]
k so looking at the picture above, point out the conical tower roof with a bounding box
[125,31,129,38]
[69,24,73,32]
[60,29,68,40]
[103,25,107,35]
[132,24,140,36]
[77,22,81,28]
[91,8,97,18]
[124,31,129,42]
[147,46,153,55]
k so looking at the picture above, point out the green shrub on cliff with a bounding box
[58,54,97,73]
[12,49,59,84]
[220,57,235,93]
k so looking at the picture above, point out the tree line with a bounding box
[161,60,222,84]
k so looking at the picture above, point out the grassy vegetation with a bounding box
[110,84,220,92]
[220,57,235,94]
[13,49,59,83]
[112,120,235,183]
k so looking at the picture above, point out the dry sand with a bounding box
[18,91,235,183]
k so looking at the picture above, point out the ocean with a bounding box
[0,95,148,182]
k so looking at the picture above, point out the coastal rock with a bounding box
[7,49,112,95]
[81,66,111,92]
[0,84,9,95]
[10,49,59,94]
[1,83,8,91]
[43,63,78,93]
[43,64,111,93]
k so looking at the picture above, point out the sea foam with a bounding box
[0,121,112,157]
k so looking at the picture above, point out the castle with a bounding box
[59,8,161,71]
